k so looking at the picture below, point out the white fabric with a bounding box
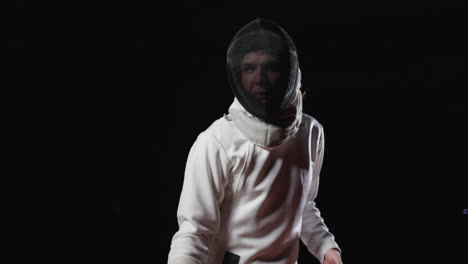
[168,71,340,264]
[173,256,200,264]
[228,90,302,148]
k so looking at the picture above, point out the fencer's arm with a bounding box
[300,124,341,264]
[167,132,230,264]
[173,256,199,264]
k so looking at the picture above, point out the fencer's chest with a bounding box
[232,128,315,212]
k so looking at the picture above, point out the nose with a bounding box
[253,68,266,84]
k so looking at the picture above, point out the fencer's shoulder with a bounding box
[201,114,240,146]
[301,113,324,131]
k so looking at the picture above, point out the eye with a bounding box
[242,64,256,73]
[263,62,280,72]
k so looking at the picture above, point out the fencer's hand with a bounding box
[323,248,343,264]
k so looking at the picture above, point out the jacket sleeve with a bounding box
[300,123,341,264]
[167,131,230,264]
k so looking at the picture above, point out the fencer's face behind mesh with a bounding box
[227,19,299,123]
[240,50,283,104]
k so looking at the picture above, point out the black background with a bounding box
[6,1,467,263]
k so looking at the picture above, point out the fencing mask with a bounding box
[226,18,300,126]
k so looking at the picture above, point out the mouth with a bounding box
[254,89,267,97]
[255,92,268,100]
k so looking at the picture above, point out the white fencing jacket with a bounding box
[168,88,341,264]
